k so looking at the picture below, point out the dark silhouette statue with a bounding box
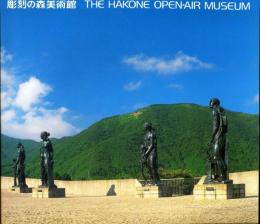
[205,98,229,183]
[106,184,116,196]
[140,122,160,185]
[16,143,27,188]
[12,159,17,187]
[39,131,57,188]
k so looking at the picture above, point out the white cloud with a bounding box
[1,69,16,110]
[123,51,212,75]
[1,49,80,140]
[1,69,15,87]
[1,91,14,110]
[1,109,16,123]
[1,48,13,64]
[2,107,79,141]
[253,94,259,104]
[167,83,183,90]
[14,76,52,111]
[124,80,142,91]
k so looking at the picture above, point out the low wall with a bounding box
[55,179,142,196]
[1,177,141,196]
[1,170,258,197]
[229,170,259,197]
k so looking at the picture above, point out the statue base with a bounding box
[32,187,65,198]
[136,184,172,198]
[193,177,245,200]
[10,186,32,193]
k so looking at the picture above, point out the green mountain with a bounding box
[1,104,259,180]
[1,135,40,175]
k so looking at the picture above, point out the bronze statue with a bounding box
[206,98,229,183]
[16,143,27,188]
[140,122,160,185]
[39,131,56,188]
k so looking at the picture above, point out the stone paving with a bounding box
[1,189,258,224]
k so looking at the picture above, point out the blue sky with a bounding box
[1,1,259,140]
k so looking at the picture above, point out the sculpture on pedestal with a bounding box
[32,131,65,198]
[205,98,229,183]
[39,131,56,188]
[16,143,28,188]
[140,122,160,185]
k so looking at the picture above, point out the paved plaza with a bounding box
[1,189,258,224]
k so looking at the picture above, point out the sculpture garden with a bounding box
[1,98,259,223]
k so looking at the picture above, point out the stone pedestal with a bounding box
[32,187,65,198]
[193,178,245,200]
[136,185,172,198]
[10,186,32,193]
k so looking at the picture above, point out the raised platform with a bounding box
[136,184,172,198]
[193,177,245,200]
[32,187,65,198]
[10,186,32,193]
